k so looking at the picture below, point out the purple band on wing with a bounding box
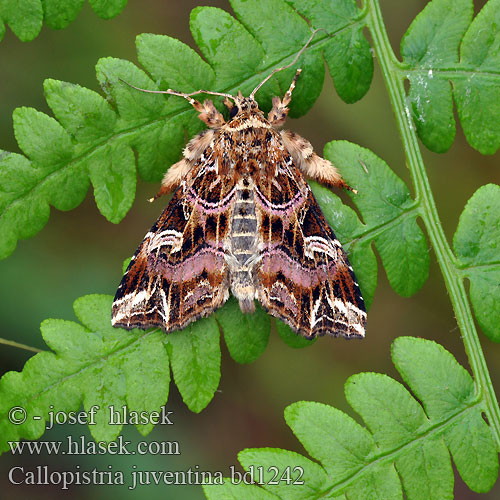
[260,250,338,287]
[150,248,226,282]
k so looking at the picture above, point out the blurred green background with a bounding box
[0,0,499,498]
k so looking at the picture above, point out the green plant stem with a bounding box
[366,0,500,449]
[0,337,43,353]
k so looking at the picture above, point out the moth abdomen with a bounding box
[229,179,259,313]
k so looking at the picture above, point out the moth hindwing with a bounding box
[112,35,367,339]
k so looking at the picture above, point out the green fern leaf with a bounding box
[0,0,127,42]
[0,295,171,449]
[400,0,500,154]
[167,317,221,413]
[43,0,85,30]
[285,0,373,103]
[453,184,500,341]
[0,0,43,41]
[275,318,317,349]
[204,481,280,500]
[88,0,126,20]
[205,337,499,499]
[215,297,270,364]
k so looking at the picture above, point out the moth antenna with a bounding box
[281,68,301,107]
[250,28,324,99]
[118,78,235,108]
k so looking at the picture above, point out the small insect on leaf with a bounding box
[112,31,366,340]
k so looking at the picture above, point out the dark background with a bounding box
[0,0,499,498]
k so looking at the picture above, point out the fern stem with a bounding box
[365,0,500,449]
[0,337,43,353]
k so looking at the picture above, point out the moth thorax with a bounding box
[229,178,258,314]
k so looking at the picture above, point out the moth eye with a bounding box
[229,106,239,118]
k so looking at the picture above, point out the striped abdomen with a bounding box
[229,178,258,313]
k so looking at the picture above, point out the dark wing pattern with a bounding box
[254,155,366,339]
[112,157,235,332]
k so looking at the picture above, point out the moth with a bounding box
[112,32,367,339]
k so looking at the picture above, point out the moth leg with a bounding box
[150,99,224,202]
[268,69,301,127]
[149,159,191,202]
[150,129,215,202]
[281,130,356,193]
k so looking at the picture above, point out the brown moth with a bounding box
[112,32,367,339]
